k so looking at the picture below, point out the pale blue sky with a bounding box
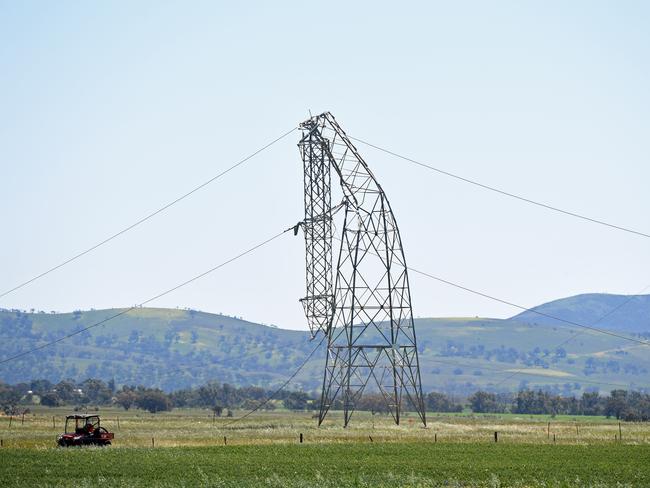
[1,1,648,330]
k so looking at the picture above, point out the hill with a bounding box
[511,293,650,333]
[1,293,649,394]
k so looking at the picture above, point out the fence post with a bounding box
[553,434,556,444]
[619,422,622,441]
[224,436,227,445]
[117,417,120,430]
[151,437,155,448]
[21,412,25,425]
[434,433,437,443]
[299,433,303,443]
[494,431,498,443]
[547,422,550,439]
[52,416,56,429]
[369,435,373,443]
[8,416,12,429]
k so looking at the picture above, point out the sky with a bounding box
[0,1,648,331]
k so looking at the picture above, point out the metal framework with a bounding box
[298,112,427,427]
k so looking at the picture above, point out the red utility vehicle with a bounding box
[57,414,114,447]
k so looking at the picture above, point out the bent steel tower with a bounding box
[298,112,426,427]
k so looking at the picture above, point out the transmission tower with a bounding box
[297,112,427,427]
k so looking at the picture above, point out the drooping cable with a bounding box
[0,127,297,300]
[408,266,650,347]
[493,284,650,387]
[0,226,295,365]
[223,334,326,426]
[329,233,650,348]
[352,136,650,239]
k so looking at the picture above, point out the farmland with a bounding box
[1,407,649,487]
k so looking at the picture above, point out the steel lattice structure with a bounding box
[298,112,427,427]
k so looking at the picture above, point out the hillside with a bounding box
[1,293,649,394]
[511,293,650,333]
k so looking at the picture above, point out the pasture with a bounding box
[1,407,649,487]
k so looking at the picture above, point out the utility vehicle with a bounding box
[57,414,114,447]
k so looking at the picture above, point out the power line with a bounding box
[408,266,650,347]
[0,127,297,301]
[493,284,650,387]
[331,233,650,348]
[0,226,294,365]
[223,334,326,427]
[351,136,650,240]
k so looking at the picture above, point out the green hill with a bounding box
[1,293,649,394]
[511,293,650,333]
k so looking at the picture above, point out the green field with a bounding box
[1,408,649,487]
[3,443,648,487]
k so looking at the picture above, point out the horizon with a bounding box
[3,289,649,332]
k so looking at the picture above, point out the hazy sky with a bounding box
[1,1,648,331]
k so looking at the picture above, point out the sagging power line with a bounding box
[224,334,326,427]
[0,127,297,301]
[329,228,650,350]
[407,266,650,348]
[352,136,650,240]
[0,226,294,365]
[493,285,650,388]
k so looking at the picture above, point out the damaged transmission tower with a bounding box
[297,112,427,427]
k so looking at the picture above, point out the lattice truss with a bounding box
[298,112,427,427]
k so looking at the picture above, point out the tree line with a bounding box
[468,390,650,421]
[1,378,649,421]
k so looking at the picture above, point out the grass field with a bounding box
[1,407,649,487]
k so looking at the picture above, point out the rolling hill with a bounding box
[1,293,648,394]
[511,293,650,333]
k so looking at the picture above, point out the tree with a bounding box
[468,391,500,413]
[426,392,462,413]
[283,391,310,411]
[0,382,21,413]
[81,379,112,405]
[115,390,137,410]
[580,392,602,416]
[197,382,223,407]
[604,390,628,419]
[54,381,77,403]
[135,389,172,413]
[128,330,140,344]
[40,392,60,407]
[357,394,390,415]
[29,379,53,395]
